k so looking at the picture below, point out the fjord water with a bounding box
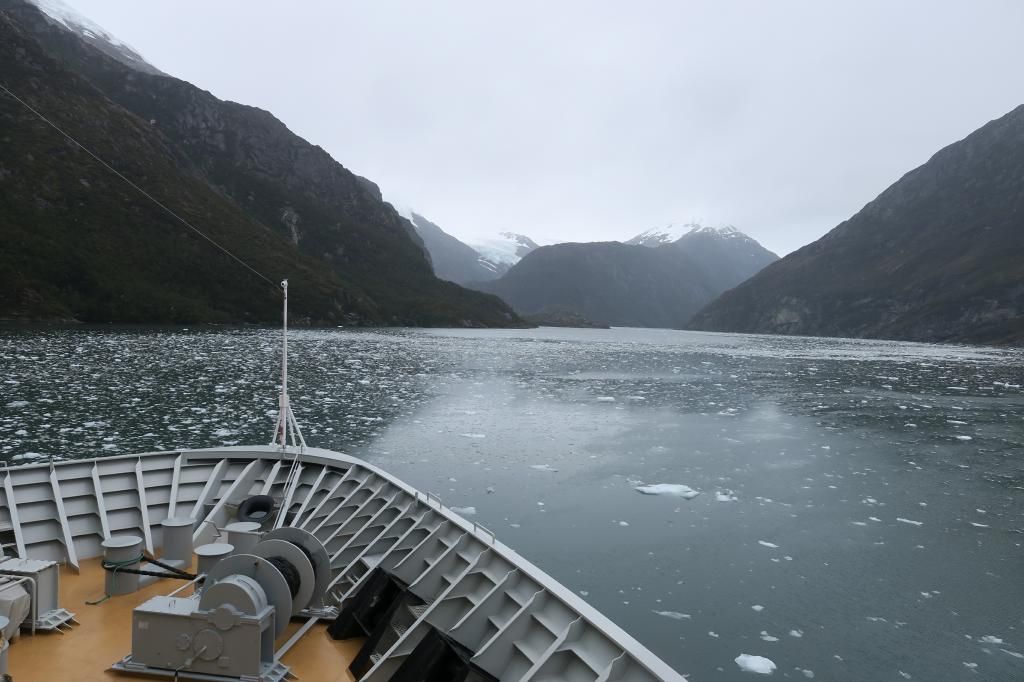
[2,326,1022,680]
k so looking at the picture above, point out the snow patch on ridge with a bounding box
[627,222,744,247]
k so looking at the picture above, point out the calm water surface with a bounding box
[1,326,1022,680]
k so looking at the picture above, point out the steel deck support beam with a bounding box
[91,463,111,541]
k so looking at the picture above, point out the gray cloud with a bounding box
[69,0,1024,254]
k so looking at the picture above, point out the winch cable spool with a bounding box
[264,556,301,598]
[251,538,316,614]
[258,527,331,611]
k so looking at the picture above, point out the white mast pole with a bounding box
[280,279,289,447]
[271,279,289,449]
[271,279,306,452]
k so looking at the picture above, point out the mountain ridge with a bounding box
[475,228,777,328]
[0,0,522,327]
[688,103,1024,344]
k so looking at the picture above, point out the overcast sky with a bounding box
[66,0,1024,255]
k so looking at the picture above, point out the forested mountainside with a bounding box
[0,1,520,326]
[690,104,1024,345]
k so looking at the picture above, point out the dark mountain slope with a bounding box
[689,105,1024,344]
[476,242,718,328]
[671,226,778,294]
[0,11,360,323]
[476,226,777,328]
[1,1,519,326]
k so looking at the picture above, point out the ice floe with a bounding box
[451,506,477,516]
[735,654,776,674]
[652,610,690,620]
[529,464,558,472]
[758,540,779,549]
[715,490,738,502]
[634,483,700,499]
[896,517,923,526]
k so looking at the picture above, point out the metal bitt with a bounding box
[224,521,262,554]
[269,279,307,452]
[100,536,143,596]
[195,542,234,580]
[159,517,194,564]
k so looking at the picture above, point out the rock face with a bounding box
[476,227,776,328]
[689,104,1024,345]
[0,1,520,326]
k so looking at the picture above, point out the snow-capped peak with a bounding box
[472,232,539,266]
[30,0,162,75]
[627,222,742,247]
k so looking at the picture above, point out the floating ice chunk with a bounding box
[635,483,700,499]
[789,629,803,638]
[715,490,738,502]
[969,522,989,528]
[1000,649,1024,659]
[758,541,779,549]
[896,517,923,526]
[653,610,691,620]
[851,521,868,526]
[798,669,815,679]
[529,464,559,472]
[451,506,477,516]
[735,654,776,674]
[979,635,1003,644]
[14,429,27,436]
[963,662,977,671]
[709,631,720,638]
[596,396,616,402]
[751,604,765,612]
[954,435,973,441]
[898,673,912,679]
[12,452,45,461]
[617,521,630,527]
[760,631,779,642]
[869,517,882,522]
[460,433,486,439]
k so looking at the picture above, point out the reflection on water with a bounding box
[1,325,1022,680]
